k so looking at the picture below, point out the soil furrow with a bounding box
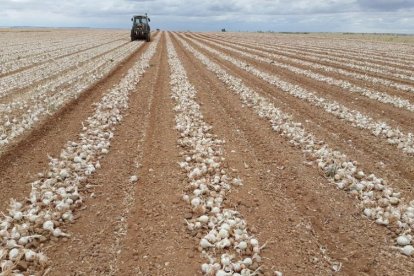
[171,33,414,275]
[177,34,414,201]
[0,37,153,212]
[0,37,126,79]
[0,32,120,63]
[0,40,131,103]
[115,33,202,275]
[193,33,414,104]
[184,35,414,157]
[197,34,414,86]
[41,34,163,276]
[189,34,414,122]
[196,33,414,72]
[2,30,414,275]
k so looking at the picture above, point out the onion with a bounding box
[8,248,20,261]
[59,169,69,179]
[401,245,414,256]
[236,241,247,250]
[201,263,211,273]
[243,257,253,266]
[191,197,201,207]
[13,211,23,221]
[396,235,411,246]
[197,215,209,223]
[250,238,259,247]
[42,220,54,231]
[24,250,36,262]
[0,260,13,271]
[200,238,213,248]
[52,228,69,237]
[218,229,229,239]
[18,236,29,245]
[221,254,231,266]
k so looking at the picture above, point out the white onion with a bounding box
[243,257,253,266]
[129,175,138,182]
[397,235,411,246]
[8,248,20,261]
[236,241,247,250]
[42,220,54,231]
[191,197,201,207]
[401,245,414,256]
[24,250,36,262]
[200,239,213,248]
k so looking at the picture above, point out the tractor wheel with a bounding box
[146,33,151,42]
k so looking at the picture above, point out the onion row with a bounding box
[0,35,159,275]
[176,34,414,258]
[184,36,414,156]
[202,34,414,81]
[192,34,414,112]
[167,34,264,275]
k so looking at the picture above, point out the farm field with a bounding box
[1,29,414,275]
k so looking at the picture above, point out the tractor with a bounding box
[131,14,151,42]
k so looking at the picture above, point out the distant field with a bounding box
[255,32,414,44]
[319,32,414,43]
[1,29,414,275]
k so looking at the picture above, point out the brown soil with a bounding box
[170,34,414,275]
[0,38,153,212]
[0,40,131,104]
[0,37,125,79]
[178,33,414,198]
[198,32,414,76]
[194,33,414,103]
[2,31,414,275]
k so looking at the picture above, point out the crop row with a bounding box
[184,35,414,156]
[0,35,126,76]
[193,35,414,113]
[200,34,414,82]
[242,33,414,64]
[212,33,414,69]
[197,34,414,95]
[0,40,128,98]
[0,30,125,60]
[0,34,159,275]
[0,41,144,148]
[176,33,414,257]
[167,34,262,276]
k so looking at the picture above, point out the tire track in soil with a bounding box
[172,33,414,276]
[0,37,154,212]
[189,34,414,131]
[178,34,414,200]
[113,34,203,275]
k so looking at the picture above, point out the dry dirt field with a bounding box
[1,29,414,275]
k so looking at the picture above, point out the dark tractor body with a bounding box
[131,14,151,42]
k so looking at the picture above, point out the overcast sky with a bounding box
[0,0,413,33]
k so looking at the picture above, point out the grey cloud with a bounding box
[0,0,413,33]
[357,0,414,11]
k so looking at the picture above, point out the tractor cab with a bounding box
[131,14,151,42]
